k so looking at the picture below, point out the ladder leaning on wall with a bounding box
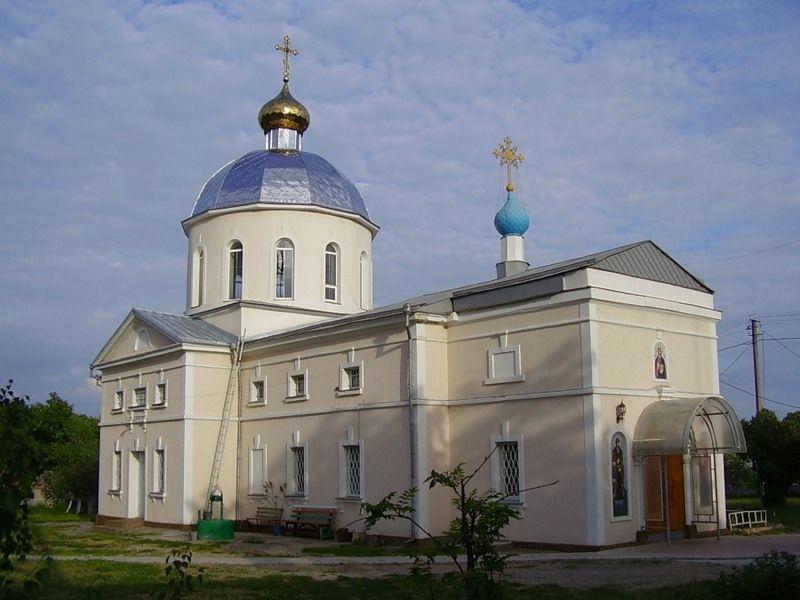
[205,334,245,514]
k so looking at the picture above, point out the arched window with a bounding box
[324,243,338,302]
[276,239,294,299]
[229,241,243,300]
[192,247,205,307]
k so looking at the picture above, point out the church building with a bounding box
[91,38,746,548]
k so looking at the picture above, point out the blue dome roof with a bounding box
[494,190,530,236]
[191,150,371,221]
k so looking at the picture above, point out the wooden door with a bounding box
[644,455,686,534]
[665,455,686,531]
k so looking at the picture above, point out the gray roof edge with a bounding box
[593,241,713,293]
[131,308,238,346]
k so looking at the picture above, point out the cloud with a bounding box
[0,0,797,419]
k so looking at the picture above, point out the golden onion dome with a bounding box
[258,82,310,135]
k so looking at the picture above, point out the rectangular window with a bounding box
[344,366,360,390]
[153,449,166,495]
[154,383,167,407]
[288,445,307,496]
[341,443,362,498]
[338,361,363,396]
[497,442,520,497]
[132,386,146,408]
[287,372,308,400]
[113,390,124,411]
[491,434,524,503]
[111,450,122,491]
[249,448,265,495]
[692,455,714,516]
[250,379,266,404]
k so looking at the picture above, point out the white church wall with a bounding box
[592,301,719,394]
[445,395,590,546]
[446,303,584,400]
[235,321,413,535]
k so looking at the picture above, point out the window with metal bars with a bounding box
[497,441,520,498]
[290,446,306,496]
[343,366,360,391]
[290,374,305,397]
[343,444,361,497]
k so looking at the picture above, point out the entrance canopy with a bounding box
[633,396,746,457]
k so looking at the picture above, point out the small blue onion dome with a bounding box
[494,186,530,236]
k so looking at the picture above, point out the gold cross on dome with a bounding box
[493,137,525,189]
[275,35,299,83]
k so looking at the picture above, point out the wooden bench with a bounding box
[246,506,284,531]
[284,506,337,540]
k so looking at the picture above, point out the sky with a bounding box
[1,0,798,421]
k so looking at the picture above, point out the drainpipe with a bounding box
[403,303,418,540]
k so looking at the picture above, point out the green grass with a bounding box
[727,495,800,531]
[15,506,798,598]
[29,505,94,523]
[5,560,724,600]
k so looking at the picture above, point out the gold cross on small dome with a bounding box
[493,137,525,191]
[275,35,299,83]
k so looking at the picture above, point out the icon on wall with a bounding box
[654,343,667,380]
[611,434,628,517]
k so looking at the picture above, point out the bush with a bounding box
[714,551,800,600]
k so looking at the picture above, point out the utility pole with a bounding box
[750,318,764,414]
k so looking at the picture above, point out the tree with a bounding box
[724,454,757,494]
[0,381,54,591]
[362,451,557,600]
[742,410,800,508]
[38,399,99,513]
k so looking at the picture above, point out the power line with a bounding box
[718,338,800,352]
[720,379,800,411]
[720,346,749,376]
[718,341,751,352]
[763,330,800,360]
[687,238,800,265]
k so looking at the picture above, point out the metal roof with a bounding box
[133,309,237,347]
[588,241,710,292]
[190,150,371,222]
[457,240,712,298]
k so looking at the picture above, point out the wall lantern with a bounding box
[616,400,627,423]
